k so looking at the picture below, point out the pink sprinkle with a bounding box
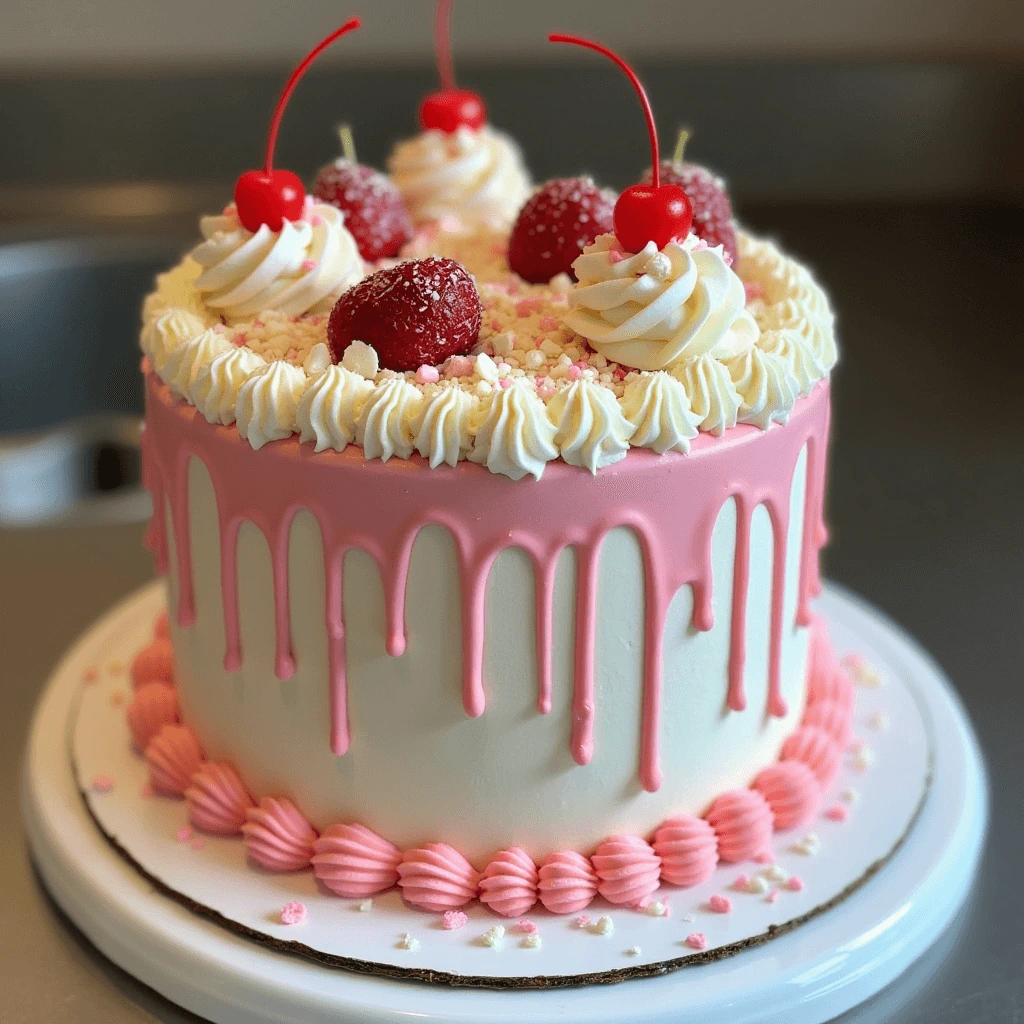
[693,238,709,251]
[841,653,865,671]
[212,323,224,333]
[109,692,125,707]
[90,773,114,793]
[733,874,750,891]
[497,378,511,390]
[444,355,474,378]
[490,318,502,332]
[722,251,734,267]
[190,838,205,851]
[685,932,707,951]
[574,915,591,929]
[233,336,246,347]
[301,259,317,272]
[539,315,560,331]
[441,910,468,931]
[252,318,264,328]
[787,876,805,892]
[490,244,506,257]
[709,894,732,914]
[515,298,542,318]
[139,783,155,799]
[754,849,775,864]
[516,920,538,935]
[176,826,193,843]
[612,366,627,381]
[567,364,583,381]
[767,891,779,904]
[637,895,653,910]
[744,281,764,302]
[222,204,236,217]
[310,215,323,227]
[825,804,849,822]
[83,667,98,683]
[280,901,307,926]
[415,364,440,385]
[439,215,462,233]
[607,250,625,264]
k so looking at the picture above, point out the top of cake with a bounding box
[139,28,837,482]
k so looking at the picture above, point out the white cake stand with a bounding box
[22,581,986,1024]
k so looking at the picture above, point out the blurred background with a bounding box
[1,1,1022,1021]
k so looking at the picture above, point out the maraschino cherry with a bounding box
[234,18,362,233]
[419,0,487,133]
[549,34,693,254]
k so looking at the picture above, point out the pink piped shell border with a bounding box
[129,612,854,918]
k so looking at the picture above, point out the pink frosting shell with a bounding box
[126,682,179,752]
[130,637,175,690]
[242,797,318,872]
[592,835,662,908]
[154,610,170,639]
[144,723,203,796]
[537,850,599,914]
[751,760,822,831]
[652,815,719,888]
[185,762,255,835]
[705,789,774,863]
[781,725,841,789]
[803,697,853,747]
[312,823,402,898]
[478,846,539,918]
[397,843,480,912]
[806,614,838,702]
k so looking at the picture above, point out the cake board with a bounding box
[22,581,986,1023]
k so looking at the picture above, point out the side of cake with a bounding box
[129,22,847,917]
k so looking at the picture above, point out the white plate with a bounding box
[23,581,986,1023]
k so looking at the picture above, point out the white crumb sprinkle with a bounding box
[625,945,642,957]
[747,876,770,894]
[397,933,420,951]
[842,787,860,804]
[356,899,373,912]
[521,934,542,950]
[341,339,379,379]
[763,864,789,883]
[592,915,615,937]
[792,833,821,856]
[852,744,875,772]
[868,711,890,731]
[646,900,669,917]
[482,925,506,949]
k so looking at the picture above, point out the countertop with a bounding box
[2,199,1022,1022]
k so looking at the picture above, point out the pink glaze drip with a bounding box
[142,370,831,790]
[537,850,599,915]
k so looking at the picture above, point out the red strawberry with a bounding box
[327,257,482,372]
[508,177,616,284]
[643,161,737,263]
[313,159,413,262]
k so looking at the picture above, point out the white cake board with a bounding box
[22,581,986,1023]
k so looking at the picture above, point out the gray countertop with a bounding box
[2,199,1022,1021]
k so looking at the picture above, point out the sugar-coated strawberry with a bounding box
[313,159,413,262]
[508,177,616,284]
[643,160,737,263]
[327,257,482,372]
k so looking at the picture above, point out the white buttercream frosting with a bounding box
[469,380,558,481]
[161,328,233,398]
[356,378,424,462]
[671,355,742,437]
[142,307,208,373]
[387,126,531,227]
[547,380,634,472]
[190,203,363,321]
[565,234,759,371]
[295,365,373,453]
[413,386,479,469]
[620,371,700,454]
[757,328,825,398]
[191,346,266,426]
[235,361,306,451]
[725,347,799,429]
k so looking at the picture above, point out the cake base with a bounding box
[22,581,985,1022]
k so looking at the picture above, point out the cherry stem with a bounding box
[549,33,660,189]
[337,123,357,163]
[673,128,690,166]
[435,0,456,92]
[264,17,362,176]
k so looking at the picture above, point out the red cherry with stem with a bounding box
[234,18,362,232]
[419,0,487,133]
[549,33,693,253]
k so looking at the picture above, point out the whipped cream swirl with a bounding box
[470,380,557,481]
[547,380,634,472]
[190,202,363,321]
[192,346,266,425]
[356,379,424,462]
[296,365,373,453]
[413,387,479,469]
[671,355,742,437]
[565,234,759,371]
[161,328,232,398]
[142,307,207,373]
[388,126,531,227]
[621,371,700,454]
[235,361,306,451]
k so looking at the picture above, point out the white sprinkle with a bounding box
[492,331,516,356]
[868,711,890,731]
[397,933,420,951]
[626,945,642,957]
[792,833,821,856]
[302,342,332,375]
[475,352,499,382]
[521,933,542,950]
[357,899,373,912]
[681,913,695,923]
[763,864,789,883]
[646,900,669,917]
[592,915,615,937]
[852,744,875,772]
[482,925,506,949]
[746,876,770,894]
[842,787,860,804]
[474,380,493,397]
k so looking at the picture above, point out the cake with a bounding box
[130,23,845,920]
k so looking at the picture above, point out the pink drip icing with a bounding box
[141,367,831,790]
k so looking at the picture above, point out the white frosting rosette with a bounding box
[190,202,363,321]
[564,234,759,372]
[387,126,531,227]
